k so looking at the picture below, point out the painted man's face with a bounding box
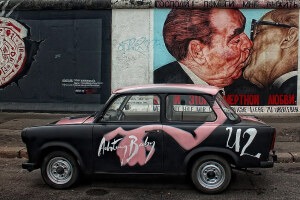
[243,15,289,88]
[201,9,253,87]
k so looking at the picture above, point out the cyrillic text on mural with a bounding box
[154,0,300,9]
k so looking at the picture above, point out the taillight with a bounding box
[270,130,276,150]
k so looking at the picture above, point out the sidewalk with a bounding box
[0,112,71,159]
[0,112,299,163]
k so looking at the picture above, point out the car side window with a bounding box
[102,94,160,122]
[166,95,216,122]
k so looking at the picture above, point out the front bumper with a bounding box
[22,162,38,172]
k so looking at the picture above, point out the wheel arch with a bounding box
[184,147,239,173]
[38,142,86,172]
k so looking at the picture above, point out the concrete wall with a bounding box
[111,9,153,90]
[0,2,112,112]
[0,0,300,115]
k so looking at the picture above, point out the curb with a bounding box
[276,152,300,163]
[0,147,28,159]
[0,147,299,163]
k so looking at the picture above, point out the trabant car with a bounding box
[21,84,277,194]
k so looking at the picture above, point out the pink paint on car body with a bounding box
[240,115,266,124]
[114,84,220,95]
[55,115,95,125]
[162,102,227,150]
[103,125,162,166]
[101,101,228,166]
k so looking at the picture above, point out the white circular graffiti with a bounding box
[0,17,27,87]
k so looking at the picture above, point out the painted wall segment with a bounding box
[0,0,298,115]
[111,0,153,8]
[3,0,112,10]
[2,0,300,10]
[152,8,300,114]
[112,9,153,90]
[0,7,112,111]
[155,0,300,9]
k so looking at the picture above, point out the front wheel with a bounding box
[41,151,79,189]
[191,155,231,194]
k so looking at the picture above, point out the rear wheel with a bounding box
[41,151,79,189]
[191,155,231,194]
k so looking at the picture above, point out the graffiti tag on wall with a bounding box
[0,0,36,88]
[0,17,27,87]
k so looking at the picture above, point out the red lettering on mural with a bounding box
[268,94,295,105]
[172,95,208,105]
[224,94,260,106]
[189,95,207,105]
[6,22,21,33]
[173,95,181,104]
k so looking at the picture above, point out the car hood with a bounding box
[55,114,95,125]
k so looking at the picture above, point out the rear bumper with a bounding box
[22,162,38,172]
[260,160,274,168]
[260,151,277,168]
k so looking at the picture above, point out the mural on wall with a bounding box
[154,8,299,114]
[0,17,27,87]
[0,0,38,89]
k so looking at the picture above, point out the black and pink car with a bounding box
[22,84,277,194]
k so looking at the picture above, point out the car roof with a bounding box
[112,84,221,95]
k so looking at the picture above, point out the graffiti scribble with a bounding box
[0,0,22,17]
[118,37,151,55]
[0,0,40,89]
[0,0,27,88]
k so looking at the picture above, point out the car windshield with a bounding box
[216,93,240,121]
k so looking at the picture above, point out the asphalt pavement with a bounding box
[0,112,299,163]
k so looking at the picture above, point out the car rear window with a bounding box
[166,94,216,122]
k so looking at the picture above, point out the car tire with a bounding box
[41,151,79,189]
[191,155,231,194]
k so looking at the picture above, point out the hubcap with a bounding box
[197,161,225,189]
[46,157,73,185]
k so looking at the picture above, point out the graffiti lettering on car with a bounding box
[98,126,161,166]
[98,135,156,166]
[226,127,261,158]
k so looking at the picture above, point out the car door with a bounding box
[92,94,163,173]
[162,94,219,173]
